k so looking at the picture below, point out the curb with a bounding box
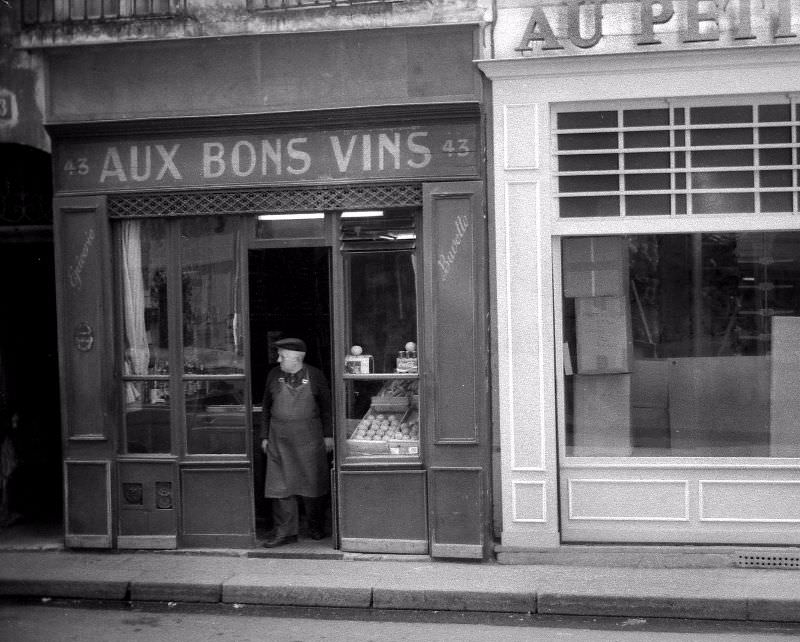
[537,593,749,621]
[4,577,799,622]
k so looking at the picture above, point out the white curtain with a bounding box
[121,220,150,403]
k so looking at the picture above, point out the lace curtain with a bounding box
[121,220,150,402]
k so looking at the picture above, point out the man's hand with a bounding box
[261,438,268,454]
[324,437,334,453]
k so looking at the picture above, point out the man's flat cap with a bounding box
[274,337,307,352]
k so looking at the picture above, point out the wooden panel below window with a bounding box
[65,460,111,548]
[118,460,178,548]
[180,466,254,548]
[429,467,484,559]
[338,470,426,551]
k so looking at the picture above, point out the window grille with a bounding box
[20,0,185,25]
[554,98,800,218]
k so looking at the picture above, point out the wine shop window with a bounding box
[340,209,421,463]
[116,216,247,457]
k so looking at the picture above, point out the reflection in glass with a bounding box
[347,251,417,374]
[119,218,169,383]
[185,379,247,454]
[562,233,800,457]
[124,381,171,454]
[344,379,420,458]
[181,216,244,374]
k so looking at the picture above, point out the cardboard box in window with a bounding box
[631,359,669,409]
[769,316,800,457]
[668,356,770,457]
[572,373,632,456]
[563,236,627,298]
[575,296,633,374]
[631,406,670,452]
[344,355,373,374]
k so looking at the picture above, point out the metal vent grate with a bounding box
[737,554,800,569]
[108,184,423,218]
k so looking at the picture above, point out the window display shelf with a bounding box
[342,373,419,380]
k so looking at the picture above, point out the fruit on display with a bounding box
[347,378,420,455]
[376,378,418,398]
[349,410,420,442]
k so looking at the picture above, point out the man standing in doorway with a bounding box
[260,338,333,547]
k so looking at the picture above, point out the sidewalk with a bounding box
[1,548,800,623]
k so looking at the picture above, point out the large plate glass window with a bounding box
[340,209,421,461]
[562,232,800,457]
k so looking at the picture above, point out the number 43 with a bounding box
[64,158,89,176]
[441,139,470,157]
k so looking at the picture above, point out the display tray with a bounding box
[369,396,410,411]
[206,405,246,413]
[347,436,420,456]
[346,403,421,456]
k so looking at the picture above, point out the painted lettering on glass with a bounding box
[68,228,96,290]
[437,215,470,282]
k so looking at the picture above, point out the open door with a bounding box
[248,246,334,543]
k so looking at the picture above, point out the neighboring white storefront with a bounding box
[480,0,800,547]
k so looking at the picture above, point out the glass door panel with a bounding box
[180,216,246,455]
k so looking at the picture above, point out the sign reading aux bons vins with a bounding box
[55,123,479,192]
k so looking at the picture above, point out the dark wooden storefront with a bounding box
[49,26,492,557]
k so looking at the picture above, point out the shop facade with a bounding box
[50,25,492,556]
[481,0,800,549]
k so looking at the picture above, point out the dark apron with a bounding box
[264,371,329,498]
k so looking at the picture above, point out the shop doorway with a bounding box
[0,144,61,545]
[248,246,334,545]
[0,241,62,538]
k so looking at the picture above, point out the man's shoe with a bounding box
[262,534,298,548]
[308,529,325,541]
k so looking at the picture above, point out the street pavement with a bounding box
[1,549,800,623]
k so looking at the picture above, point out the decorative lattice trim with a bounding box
[108,184,423,218]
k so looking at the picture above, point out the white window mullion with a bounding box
[685,107,693,216]
[618,108,626,217]
[669,103,677,217]
[794,98,799,216]
[753,104,761,217]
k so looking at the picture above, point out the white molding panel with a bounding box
[512,480,547,523]
[700,480,800,523]
[504,180,547,472]
[503,104,539,170]
[568,478,689,522]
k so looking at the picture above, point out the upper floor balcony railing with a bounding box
[19,0,401,26]
[20,0,186,25]
[247,0,400,10]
